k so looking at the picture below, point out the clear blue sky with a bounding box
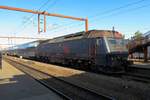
[0,0,150,47]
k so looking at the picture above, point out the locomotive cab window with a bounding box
[106,38,127,52]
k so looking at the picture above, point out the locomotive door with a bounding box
[96,38,103,54]
[89,39,96,58]
[95,38,107,64]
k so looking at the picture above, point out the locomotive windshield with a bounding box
[106,38,128,52]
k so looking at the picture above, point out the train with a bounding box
[4,30,130,73]
[4,40,42,58]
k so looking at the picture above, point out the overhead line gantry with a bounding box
[0,5,88,33]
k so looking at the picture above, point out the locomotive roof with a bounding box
[41,30,123,44]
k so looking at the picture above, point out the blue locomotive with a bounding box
[36,30,128,72]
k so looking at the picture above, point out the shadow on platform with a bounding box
[0,74,60,100]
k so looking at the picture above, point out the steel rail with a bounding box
[124,73,150,83]
[123,66,150,83]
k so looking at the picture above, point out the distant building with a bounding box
[144,31,150,59]
[143,31,150,38]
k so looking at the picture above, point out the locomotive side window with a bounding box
[96,38,102,46]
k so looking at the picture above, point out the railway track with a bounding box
[122,66,150,83]
[127,65,150,76]
[4,57,113,100]
[122,73,150,83]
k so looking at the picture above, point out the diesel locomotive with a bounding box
[4,30,129,73]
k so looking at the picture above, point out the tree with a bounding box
[134,31,142,39]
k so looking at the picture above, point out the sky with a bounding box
[0,0,150,48]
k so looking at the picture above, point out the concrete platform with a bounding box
[0,60,63,100]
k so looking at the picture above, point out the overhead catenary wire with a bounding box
[89,0,147,19]
[47,1,150,36]
[13,0,57,34]
[7,0,149,38]
[1,0,148,48]
[4,0,57,47]
[89,3,150,26]
[44,0,148,34]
